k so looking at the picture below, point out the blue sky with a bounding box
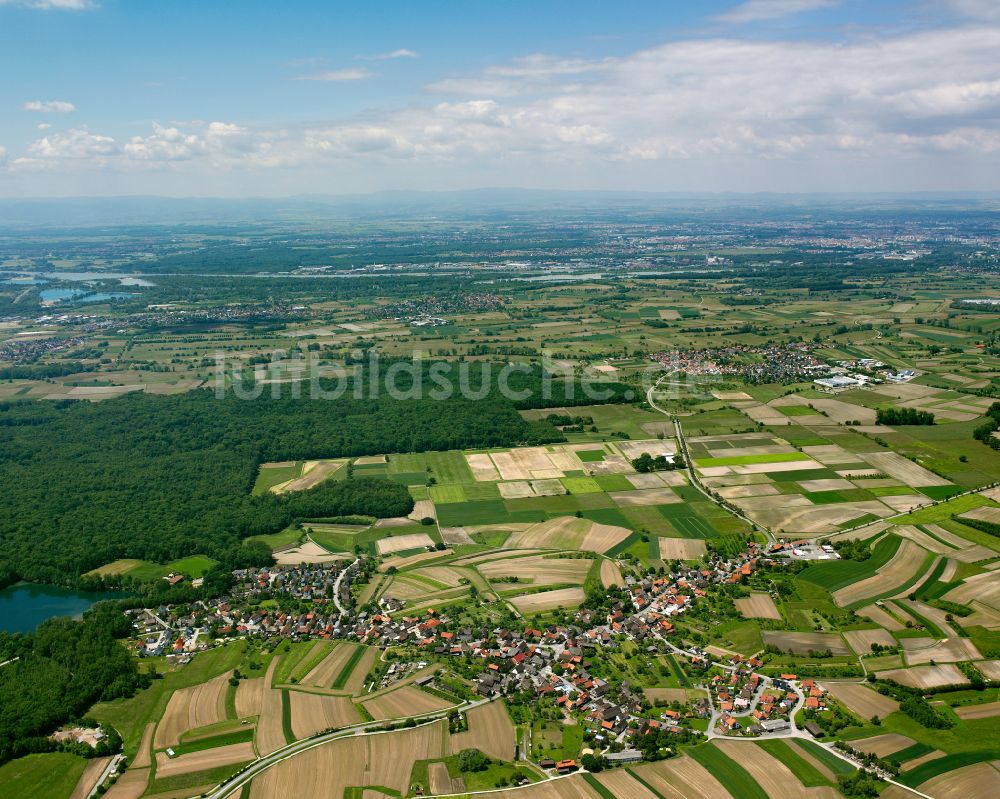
[0,0,998,196]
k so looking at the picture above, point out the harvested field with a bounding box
[875,664,968,689]
[301,643,358,688]
[484,776,603,799]
[466,453,501,481]
[276,459,344,493]
[104,768,149,799]
[378,549,453,572]
[249,720,446,799]
[359,685,453,720]
[955,701,1000,719]
[413,566,467,587]
[428,761,454,795]
[610,487,681,507]
[132,723,154,768]
[859,452,950,487]
[825,682,900,719]
[600,560,624,588]
[154,742,254,779]
[504,516,630,554]
[439,526,475,546]
[945,572,1000,610]
[644,688,706,704]
[235,676,265,718]
[717,483,780,499]
[975,660,1000,680]
[450,700,516,761]
[341,647,377,695]
[899,750,946,773]
[843,628,897,654]
[658,537,708,560]
[408,500,435,521]
[275,540,346,565]
[802,444,864,465]
[734,593,781,620]
[918,762,1000,799]
[594,769,660,799]
[375,533,434,555]
[477,555,592,586]
[255,660,287,755]
[627,471,686,488]
[857,603,905,631]
[633,754,734,799]
[739,497,894,535]
[852,733,915,758]
[714,739,843,799]
[70,756,111,799]
[904,637,982,666]
[153,670,230,748]
[510,587,586,614]
[288,692,360,738]
[832,540,927,607]
[761,631,850,655]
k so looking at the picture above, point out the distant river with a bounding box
[0,583,127,633]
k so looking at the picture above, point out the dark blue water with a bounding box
[0,583,126,633]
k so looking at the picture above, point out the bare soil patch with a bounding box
[843,628,897,654]
[735,593,781,620]
[359,685,454,720]
[825,682,900,719]
[714,739,843,799]
[832,540,927,607]
[288,692,360,738]
[154,742,254,779]
[375,533,435,555]
[851,733,915,758]
[659,537,708,561]
[875,664,968,689]
[153,670,230,749]
[510,587,586,614]
[450,700,516,761]
[600,560,625,588]
[918,762,1000,799]
[761,631,850,655]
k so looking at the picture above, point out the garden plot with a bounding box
[509,587,585,614]
[875,664,968,689]
[288,692,360,739]
[659,537,708,560]
[449,700,516,761]
[154,742,254,779]
[831,540,928,607]
[153,670,230,748]
[504,516,631,553]
[734,593,781,620]
[477,555,592,586]
[843,628,897,654]
[858,452,951,487]
[761,631,850,655]
[825,682,899,719]
[375,533,435,555]
[903,637,982,666]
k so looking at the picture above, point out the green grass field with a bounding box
[756,739,831,787]
[798,534,901,591]
[0,753,88,799]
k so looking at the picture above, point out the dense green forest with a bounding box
[0,604,146,764]
[0,372,582,583]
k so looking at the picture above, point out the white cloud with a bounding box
[946,0,1000,21]
[26,127,116,159]
[22,100,75,113]
[7,21,1000,190]
[294,68,372,82]
[359,48,417,60]
[717,0,838,24]
[0,0,95,9]
[37,123,51,130]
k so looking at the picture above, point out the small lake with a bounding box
[0,583,127,633]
